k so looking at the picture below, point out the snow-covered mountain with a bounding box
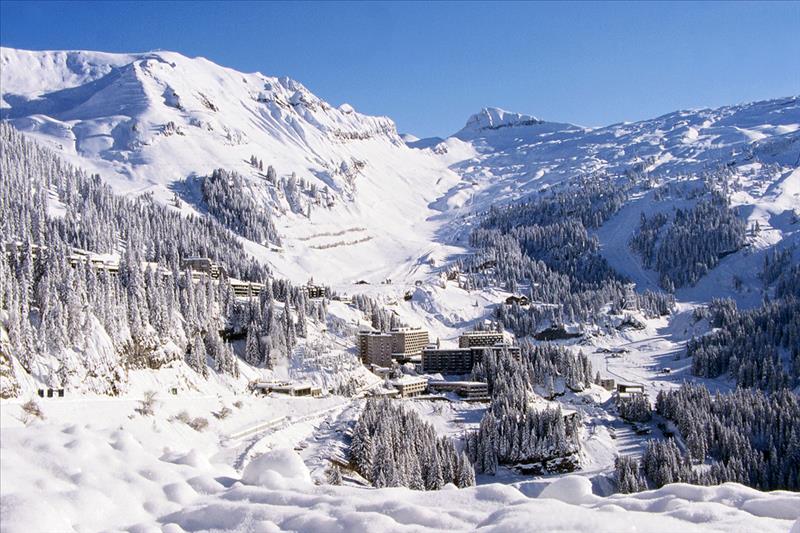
[0,47,462,285]
[0,47,404,188]
[2,47,800,533]
[2,47,798,297]
[442,99,799,205]
[420,99,800,305]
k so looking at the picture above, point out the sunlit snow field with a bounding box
[2,393,799,533]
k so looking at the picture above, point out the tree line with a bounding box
[615,383,800,493]
[0,123,325,396]
[350,398,475,489]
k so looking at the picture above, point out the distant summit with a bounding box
[460,107,545,133]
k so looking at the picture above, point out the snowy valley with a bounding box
[1,47,799,533]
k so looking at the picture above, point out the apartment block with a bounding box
[423,341,521,375]
[458,330,504,348]
[422,346,474,374]
[391,376,428,397]
[358,331,394,367]
[472,342,521,362]
[390,327,430,357]
[427,380,489,400]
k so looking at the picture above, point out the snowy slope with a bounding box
[2,47,800,531]
[3,47,797,296]
[449,100,800,196]
[420,100,800,304]
[0,47,462,286]
[422,100,800,223]
[2,397,798,533]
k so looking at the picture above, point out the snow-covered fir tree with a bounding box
[350,398,475,490]
[466,347,583,473]
[0,123,326,394]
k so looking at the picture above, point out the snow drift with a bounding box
[1,408,797,533]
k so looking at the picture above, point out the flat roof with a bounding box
[429,380,487,387]
[391,376,428,386]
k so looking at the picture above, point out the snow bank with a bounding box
[538,475,597,505]
[2,406,798,533]
[241,448,312,489]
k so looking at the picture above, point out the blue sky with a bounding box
[1,1,798,138]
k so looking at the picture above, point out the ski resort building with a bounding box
[251,381,322,397]
[505,295,530,306]
[600,378,616,391]
[616,384,645,399]
[458,330,505,348]
[623,283,638,310]
[390,376,428,397]
[68,250,120,274]
[301,282,327,299]
[358,327,430,367]
[358,331,394,367]
[390,327,430,357]
[181,257,226,279]
[37,388,65,398]
[422,342,521,374]
[480,342,521,361]
[427,380,489,400]
[229,279,265,298]
[422,346,474,374]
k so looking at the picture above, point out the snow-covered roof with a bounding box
[390,376,428,386]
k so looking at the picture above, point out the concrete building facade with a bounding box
[358,331,394,367]
[391,376,428,397]
[302,283,327,299]
[423,341,521,375]
[474,342,521,362]
[428,380,489,400]
[422,346,474,374]
[458,330,504,348]
[616,383,645,399]
[181,257,227,279]
[390,327,430,357]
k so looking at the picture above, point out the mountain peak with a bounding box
[460,107,544,133]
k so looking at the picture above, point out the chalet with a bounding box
[475,260,497,271]
[304,284,326,299]
[505,295,530,306]
[533,326,583,341]
[616,383,645,399]
[562,409,580,424]
[301,280,327,299]
[599,378,616,391]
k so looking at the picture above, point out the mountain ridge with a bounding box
[2,47,798,295]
